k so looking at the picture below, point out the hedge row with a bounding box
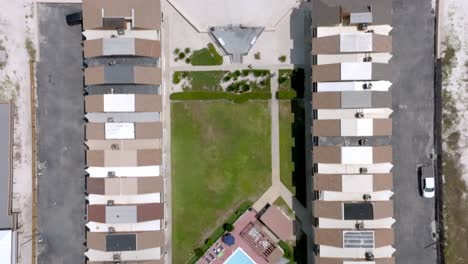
[276,90,297,100]
[187,201,254,264]
[170,91,271,103]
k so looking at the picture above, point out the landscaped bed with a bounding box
[190,43,223,66]
[171,100,271,264]
[279,100,295,193]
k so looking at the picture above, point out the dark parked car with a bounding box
[66,11,82,26]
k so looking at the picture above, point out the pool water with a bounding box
[224,248,256,264]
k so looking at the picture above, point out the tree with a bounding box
[205,238,214,246]
[185,58,191,64]
[184,47,191,53]
[223,223,234,232]
[178,52,186,59]
[174,48,180,54]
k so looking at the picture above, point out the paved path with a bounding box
[169,64,295,72]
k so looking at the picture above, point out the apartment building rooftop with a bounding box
[312,62,390,82]
[312,33,392,54]
[82,0,161,30]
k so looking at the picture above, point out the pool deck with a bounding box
[197,210,269,264]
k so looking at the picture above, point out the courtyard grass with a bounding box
[171,100,271,264]
[190,43,223,66]
[279,100,295,194]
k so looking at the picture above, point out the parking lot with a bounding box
[36,4,85,263]
[391,0,438,263]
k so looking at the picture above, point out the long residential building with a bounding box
[311,1,395,263]
[82,0,165,263]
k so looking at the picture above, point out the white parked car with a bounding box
[421,177,435,198]
[419,166,435,198]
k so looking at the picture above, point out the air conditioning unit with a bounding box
[365,252,375,261]
[111,144,119,150]
[356,223,364,230]
[108,227,116,233]
[355,112,364,118]
[358,23,369,31]
[117,28,125,35]
[363,56,372,62]
[107,200,115,206]
[107,117,114,122]
[363,83,373,90]
[359,167,368,174]
[113,253,122,263]
[363,194,372,201]
[108,171,116,177]
[359,139,368,146]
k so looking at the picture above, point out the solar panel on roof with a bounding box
[343,231,374,248]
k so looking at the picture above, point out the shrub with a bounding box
[194,247,204,257]
[185,58,191,64]
[223,223,234,232]
[234,70,241,77]
[253,70,269,77]
[279,55,287,62]
[278,76,288,84]
[205,238,214,246]
[178,52,186,59]
[174,48,180,54]
[223,75,231,82]
[184,47,191,53]
[254,52,261,60]
[241,70,249,76]
[173,72,183,84]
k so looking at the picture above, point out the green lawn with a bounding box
[190,43,223,66]
[171,101,271,264]
[279,100,295,194]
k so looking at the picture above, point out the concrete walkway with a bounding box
[169,64,295,72]
[251,69,312,238]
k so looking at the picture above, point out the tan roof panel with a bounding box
[135,122,163,139]
[87,178,105,194]
[312,35,340,54]
[312,92,341,109]
[88,203,164,223]
[84,39,104,58]
[82,0,161,30]
[135,95,163,112]
[312,64,340,82]
[313,174,342,191]
[373,146,393,163]
[135,39,161,57]
[312,120,340,137]
[259,206,294,241]
[85,95,104,113]
[313,146,341,163]
[373,173,393,191]
[314,201,341,219]
[86,149,161,167]
[374,118,393,136]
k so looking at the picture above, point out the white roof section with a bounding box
[315,108,393,120]
[340,33,372,52]
[316,25,392,37]
[103,38,135,56]
[85,247,161,261]
[83,29,159,41]
[316,53,391,65]
[106,205,137,224]
[103,94,135,112]
[319,190,394,201]
[342,147,373,164]
[105,123,135,139]
[87,166,161,177]
[86,220,161,232]
[317,218,395,229]
[316,81,392,92]
[318,245,395,258]
[341,62,372,80]
[350,12,373,24]
[316,163,393,174]
[341,119,373,136]
[88,193,161,205]
[342,174,373,192]
[0,230,11,264]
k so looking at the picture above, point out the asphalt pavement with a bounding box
[36,4,85,263]
[391,0,438,263]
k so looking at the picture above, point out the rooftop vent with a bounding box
[359,167,368,174]
[111,144,119,150]
[363,56,372,62]
[108,227,116,233]
[107,200,115,206]
[363,194,372,201]
[356,112,364,118]
[107,171,116,177]
[113,253,122,263]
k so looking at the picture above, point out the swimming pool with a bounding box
[224,248,256,264]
